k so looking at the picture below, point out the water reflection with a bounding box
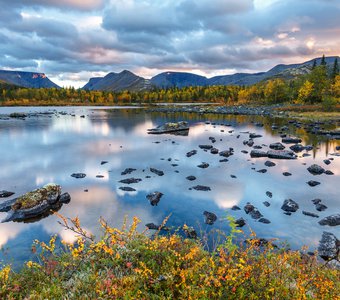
[0,107,339,269]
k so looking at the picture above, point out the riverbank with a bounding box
[0,216,339,299]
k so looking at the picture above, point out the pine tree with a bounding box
[312,59,317,69]
[331,57,339,79]
[320,54,326,66]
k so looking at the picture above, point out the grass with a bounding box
[0,215,339,299]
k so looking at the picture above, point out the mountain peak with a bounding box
[0,70,60,88]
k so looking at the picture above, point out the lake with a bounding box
[0,106,339,269]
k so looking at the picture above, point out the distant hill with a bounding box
[82,77,103,90]
[150,72,208,88]
[0,70,60,89]
[82,70,151,91]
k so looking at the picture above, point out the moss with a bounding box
[11,184,61,211]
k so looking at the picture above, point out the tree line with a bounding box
[0,56,339,107]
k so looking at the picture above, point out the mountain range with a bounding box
[0,56,338,91]
[0,70,60,89]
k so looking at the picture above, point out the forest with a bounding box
[0,58,339,108]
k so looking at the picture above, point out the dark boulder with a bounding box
[210,148,219,154]
[199,145,213,150]
[235,218,246,227]
[183,226,197,239]
[318,214,340,226]
[267,150,297,159]
[219,149,234,157]
[150,168,164,176]
[1,184,70,223]
[121,168,137,175]
[281,199,299,213]
[289,144,305,153]
[307,180,320,187]
[302,211,319,218]
[258,218,271,224]
[263,201,271,207]
[315,203,328,212]
[264,161,276,167]
[119,178,142,184]
[0,191,15,198]
[146,192,163,206]
[197,162,209,169]
[192,185,211,191]
[282,137,302,144]
[119,187,136,192]
[203,211,217,225]
[186,150,197,157]
[318,232,339,261]
[244,203,263,219]
[269,142,285,150]
[231,205,241,211]
[186,176,196,181]
[250,150,267,158]
[266,191,273,198]
[307,164,325,175]
[283,172,292,176]
[71,173,86,179]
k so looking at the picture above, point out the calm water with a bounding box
[0,106,339,269]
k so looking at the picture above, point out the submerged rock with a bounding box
[1,184,70,223]
[71,173,86,179]
[186,175,196,181]
[318,214,340,227]
[146,192,163,206]
[150,168,164,176]
[267,150,297,159]
[186,150,197,157]
[269,142,285,150]
[119,178,142,184]
[307,180,320,187]
[281,199,299,213]
[197,162,209,169]
[264,161,276,167]
[282,137,302,144]
[307,164,325,175]
[148,121,189,135]
[318,232,339,261]
[183,226,197,239]
[231,205,241,211]
[235,218,246,227]
[119,187,136,192]
[121,168,137,176]
[258,218,271,224]
[0,191,15,198]
[203,211,217,225]
[244,203,263,219]
[192,185,211,191]
[302,211,319,218]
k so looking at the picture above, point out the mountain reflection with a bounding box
[0,107,339,269]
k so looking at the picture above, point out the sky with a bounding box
[0,0,339,88]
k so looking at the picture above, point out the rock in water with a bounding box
[1,184,70,223]
[318,232,339,261]
[203,211,217,225]
[150,168,164,176]
[307,180,320,187]
[318,214,340,226]
[307,164,325,175]
[235,218,246,227]
[119,178,142,184]
[146,192,163,206]
[192,185,211,191]
[0,191,15,198]
[71,173,86,179]
[281,199,299,213]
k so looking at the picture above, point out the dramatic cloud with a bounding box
[0,0,339,87]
